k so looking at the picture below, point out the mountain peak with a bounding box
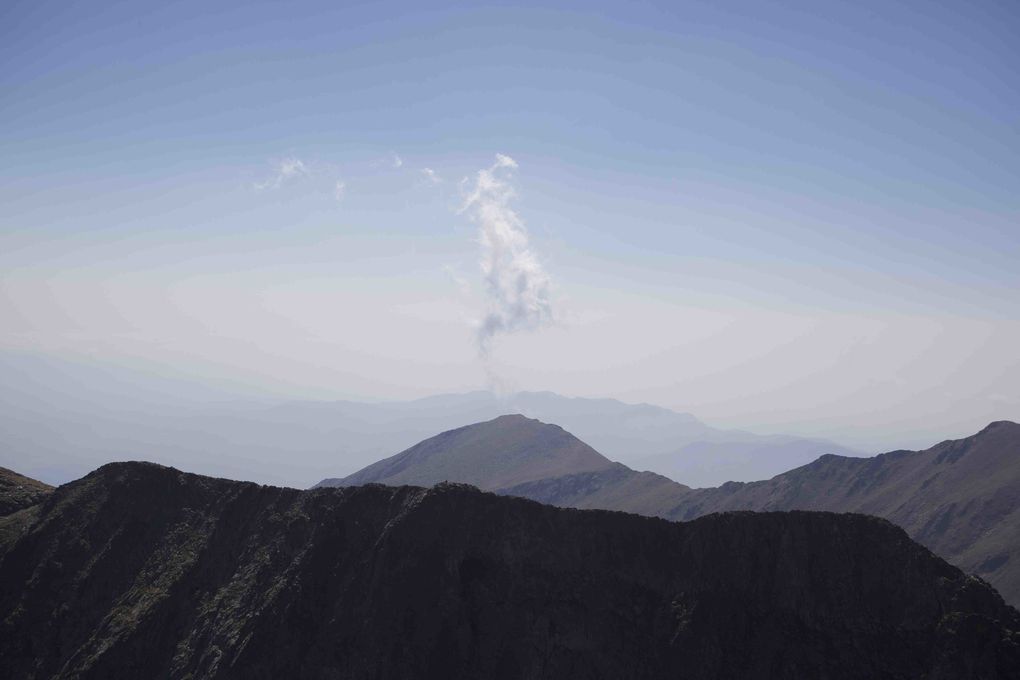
[491,412,542,424]
[328,415,613,491]
[978,420,1019,435]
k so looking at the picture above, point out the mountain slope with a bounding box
[633,437,861,490]
[668,420,1020,607]
[0,467,53,516]
[318,415,690,517]
[321,414,617,490]
[2,461,1018,679]
[498,463,689,517]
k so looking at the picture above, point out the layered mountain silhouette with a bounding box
[0,354,857,487]
[2,461,1018,678]
[322,416,1020,606]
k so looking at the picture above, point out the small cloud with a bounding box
[334,180,346,202]
[493,153,518,169]
[254,157,308,191]
[392,152,403,168]
[421,167,442,185]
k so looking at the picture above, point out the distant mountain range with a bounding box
[0,353,859,487]
[2,462,1017,678]
[321,416,1020,607]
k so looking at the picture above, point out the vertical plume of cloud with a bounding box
[461,154,555,356]
[254,157,308,190]
[334,180,346,202]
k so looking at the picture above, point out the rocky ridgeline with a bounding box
[1,461,1018,679]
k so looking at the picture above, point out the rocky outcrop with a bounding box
[0,467,53,517]
[2,461,1018,679]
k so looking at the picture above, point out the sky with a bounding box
[2,0,1018,450]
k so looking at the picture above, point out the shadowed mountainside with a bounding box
[2,461,1019,679]
[669,420,1020,609]
[324,417,1020,606]
[0,468,53,517]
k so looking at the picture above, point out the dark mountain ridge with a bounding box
[669,420,1020,607]
[2,461,1019,679]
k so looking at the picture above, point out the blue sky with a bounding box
[2,0,1018,448]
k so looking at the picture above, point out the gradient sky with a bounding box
[2,0,1018,449]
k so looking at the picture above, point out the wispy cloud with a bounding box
[369,151,404,170]
[461,153,555,356]
[254,157,308,191]
[421,167,442,184]
[442,264,471,296]
[334,180,346,202]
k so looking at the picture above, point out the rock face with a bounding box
[0,467,53,517]
[2,461,1019,679]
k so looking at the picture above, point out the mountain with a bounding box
[329,414,614,489]
[326,417,1020,607]
[317,415,689,517]
[667,420,1020,608]
[0,468,53,517]
[2,462,1018,678]
[0,354,859,487]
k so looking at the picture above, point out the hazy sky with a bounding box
[2,0,1018,449]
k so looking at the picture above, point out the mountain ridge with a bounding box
[667,419,1020,606]
[2,460,1018,679]
[324,417,1020,607]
